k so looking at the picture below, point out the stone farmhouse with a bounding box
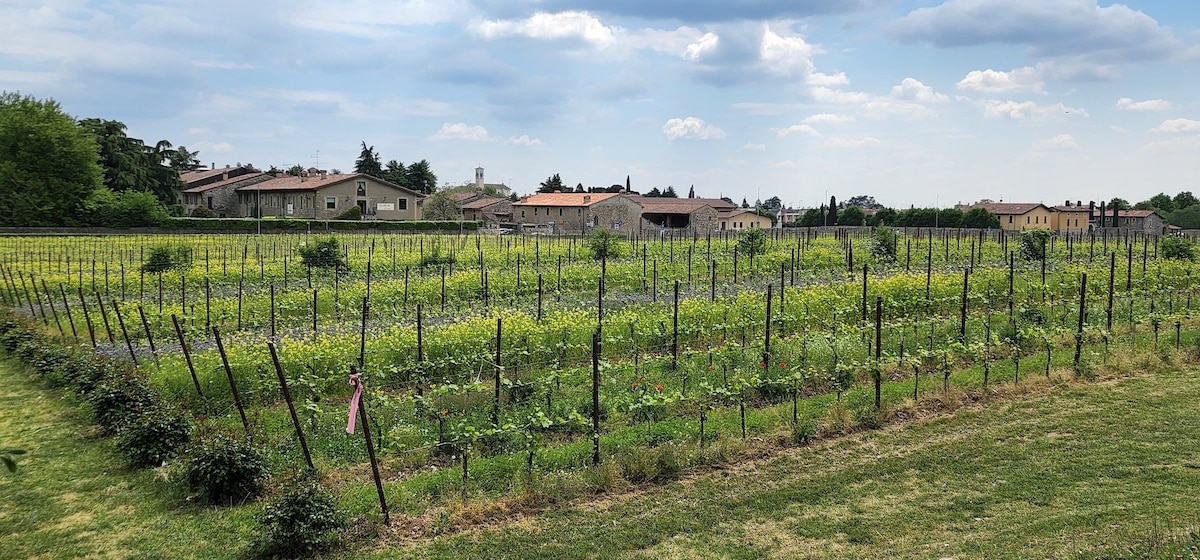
[180,164,270,218]
[512,193,642,235]
[235,172,425,220]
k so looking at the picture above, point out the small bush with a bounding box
[587,229,623,261]
[189,206,216,218]
[869,226,898,263]
[142,244,193,274]
[186,433,267,505]
[87,374,158,432]
[56,354,120,395]
[332,205,362,220]
[255,473,345,558]
[736,227,768,257]
[115,406,191,468]
[297,236,349,272]
[1019,229,1054,261]
[1160,236,1196,261]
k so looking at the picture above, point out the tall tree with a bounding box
[382,159,408,187]
[688,185,695,198]
[741,197,749,208]
[962,208,1000,229]
[166,145,201,172]
[422,190,459,220]
[662,186,678,198]
[574,183,585,193]
[763,196,782,210]
[538,173,565,193]
[840,205,866,226]
[625,175,630,192]
[1173,191,1197,210]
[354,141,384,178]
[646,187,662,197]
[78,118,181,203]
[1097,201,1107,228]
[406,159,437,194]
[0,92,103,225]
[826,196,838,225]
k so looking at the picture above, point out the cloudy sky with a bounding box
[2,0,1199,208]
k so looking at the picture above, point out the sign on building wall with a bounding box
[377,203,395,211]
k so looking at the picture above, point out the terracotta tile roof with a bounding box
[696,197,737,209]
[179,165,257,186]
[1051,205,1093,212]
[452,192,482,203]
[719,208,759,219]
[970,202,1048,215]
[234,173,425,197]
[182,172,269,194]
[630,196,715,214]
[1118,210,1160,218]
[514,193,623,207]
[460,196,508,210]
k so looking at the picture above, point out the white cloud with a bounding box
[1152,118,1200,133]
[758,25,814,78]
[803,113,855,124]
[775,124,820,137]
[891,78,948,103]
[741,143,766,151]
[825,136,880,148]
[430,122,491,141]
[1116,97,1171,111]
[471,11,617,48]
[809,86,872,105]
[683,32,720,61]
[978,100,1087,121]
[1110,125,1130,133]
[957,67,1044,93]
[806,72,849,86]
[1034,134,1079,150]
[507,134,543,147]
[662,117,726,140]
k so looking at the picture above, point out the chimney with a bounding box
[583,195,591,203]
[1077,200,1081,207]
[1065,199,1070,207]
[210,162,215,170]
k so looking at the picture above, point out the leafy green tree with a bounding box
[846,195,881,209]
[537,173,565,193]
[662,186,678,198]
[1108,197,1130,211]
[869,207,897,226]
[962,207,1000,229]
[827,196,838,225]
[736,227,768,256]
[1147,193,1176,213]
[1019,229,1054,261]
[869,226,898,262]
[286,165,304,176]
[381,159,408,187]
[167,145,202,172]
[741,198,749,208]
[937,208,964,228]
[422,190,459,221]
[1173,191,1197,210]
[406,159,437,194]
[1160,236,1196,261]
[587,228,623,260]
[798,208,823,227]
[354,141,383,178]
[1168,205,1200,229]
[78,118,180,204]
[840,205,866,226]
[0,92,103,226]
[646,187,662,197]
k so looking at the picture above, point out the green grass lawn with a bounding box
[4,360,1200,559]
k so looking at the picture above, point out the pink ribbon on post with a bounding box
[346,373,363,434]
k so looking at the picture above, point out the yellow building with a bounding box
[971,202,1054,231]
[719,208,772,231]
[1051,201,1093,233]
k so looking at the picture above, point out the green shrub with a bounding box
[869,226,898,262]
[255,473,345,558]
[1160,236,1196,261]
[189,206,216,218]
[736,227,768,257]
[115,406,191,468]
[1019,229,1054,261]
[587,228,623,261]
[142,244,193,273]
[186,433,267,505]
[87,374,158,431]
[297,236,349,271]
[56,354,120,395]
[332,205,361,220]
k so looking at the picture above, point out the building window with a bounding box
[1008,216,1013,224]
[206,196,213,209]
[521,210,526,218]
[534,208,538,216]
[326,196,337,210]
[399,198,407,210]
[559,208,563,216]
[1026,216,1030,224]
[357,181,366,196]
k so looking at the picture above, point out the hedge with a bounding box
[160,217,482,232]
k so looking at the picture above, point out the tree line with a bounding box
[353,142,437,195]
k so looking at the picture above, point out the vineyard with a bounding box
[1,226,1196,547]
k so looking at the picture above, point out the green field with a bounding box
[5,355,1200,559]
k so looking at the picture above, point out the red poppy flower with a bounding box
[655,384,663,391]
[779,362,787,369]
[632,382,638,388]
[707,365,714,371]
[759,362,766,369]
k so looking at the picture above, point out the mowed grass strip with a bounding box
[391,370,1200,560]
[0,362,252,559]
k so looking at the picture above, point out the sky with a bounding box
[2,0,1199,209]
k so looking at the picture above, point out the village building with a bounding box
[474,167,512,197]
[630,196,719,236]
[234,172,424,220]
[1051,200,1094,233]
[512,192,641,235]
[460,195,513,224]
[1108,209,1166,235]
[968,202,1054,231]
[180,164,269,218]
[719,208,773,231]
